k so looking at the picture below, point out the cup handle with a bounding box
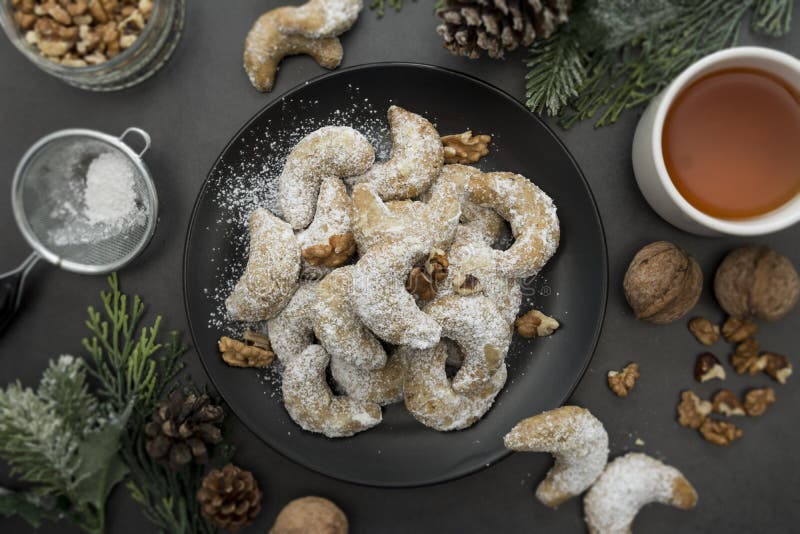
[0,252,40,335]
[119,127,151,158]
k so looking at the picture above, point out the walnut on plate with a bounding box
[607,363,640,398]
[218,330,275,368]
[677,390,711,429]
[699,419,743,446]
[301,233,356,268]
[441,131,491,164]
[743,387,776,417]
[515,309,559,338]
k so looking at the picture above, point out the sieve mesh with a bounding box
[12,130,157,274]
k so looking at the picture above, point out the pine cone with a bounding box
[197,464,262,532]
[436,0,571,59]
[144,391,225,470]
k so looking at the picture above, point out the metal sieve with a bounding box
[1,127,158,334]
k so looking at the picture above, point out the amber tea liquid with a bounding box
[662,67,800,219]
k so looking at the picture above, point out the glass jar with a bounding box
[0,0,185,91]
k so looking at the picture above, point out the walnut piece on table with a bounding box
[677,390,711,429]
[607,363,640,398]
[721,316,758,343]
[694,352,726,383]
[744,387,776,417]
[699,419,743,446]
[711,389,745,416]
[731,338,766,375]
[688,317,720,346]
[764,353,793,384]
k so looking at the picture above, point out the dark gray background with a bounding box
[1,2,799,532]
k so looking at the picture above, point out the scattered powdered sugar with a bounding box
[206,88,393,336]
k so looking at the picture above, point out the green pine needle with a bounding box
[525,0,794,127]
[371,0,407,17]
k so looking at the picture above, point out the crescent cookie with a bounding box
[424,294,512,395]
[349,106,444,200]
[446,224,522,325]
[403,341,507,431]
[350,236,442,349]
[266,281,319,364]
[503,406,609,508]
[226,208,300,322]
[351,177,461,253]
[435,164,506,245]
[330,351,405,405]
[282,345,382,438]
[313,266,387,370]
[584,453,698,534]
[467,171,560,279]
[296,176,354,278]
[275,0,363,39]
[279,126,374,230]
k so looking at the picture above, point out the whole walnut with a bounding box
[714,246,799,321]
[623,241,703,324]
[270,496,348,534]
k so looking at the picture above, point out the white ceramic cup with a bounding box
[632,46,800,236]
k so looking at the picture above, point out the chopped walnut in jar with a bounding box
[699,419,743,446]
[677,390,711,429]
[607,363,640,398]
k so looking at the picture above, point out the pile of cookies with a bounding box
[222,105,560,437]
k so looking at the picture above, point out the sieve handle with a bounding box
[0,253,40,336]
[119,127,151,158]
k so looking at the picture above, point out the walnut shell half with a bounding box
[623,241,703,324]
[714,246,799,321]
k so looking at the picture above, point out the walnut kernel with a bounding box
[730,338,766,375]
[301,233,356,268]
[607,363,640,397]
[677,390,711,429]
[406,267,436,301]
[711,389,745,416]
[694,353,725,383]
[721,316,757,343]
[699,419,743,446]
[688,317,720,346]
[453,273,481,296]
[743,387,776,417]
[515,309,559,338]
[424,248,449,285]
[441,131,492,164]
[218,331,275,368]
[764,353,792,384]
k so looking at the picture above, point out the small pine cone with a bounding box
[197,464,262,532]
[436,0,571,59]
[144,391,225,470]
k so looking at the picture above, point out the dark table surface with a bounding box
[2,2,799,533]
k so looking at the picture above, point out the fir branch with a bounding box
[83,274,212,534]
[525,32,588,117]
[525,0,795,127]
[370,0,407,17]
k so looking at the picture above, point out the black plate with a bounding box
[184,63,607,487]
